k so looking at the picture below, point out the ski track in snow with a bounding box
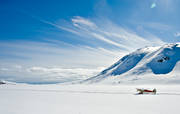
[1,85,180,96]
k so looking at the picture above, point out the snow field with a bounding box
[1,84,180,114]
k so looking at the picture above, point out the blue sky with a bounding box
[0,0,180,84]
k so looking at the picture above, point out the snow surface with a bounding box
[1,84,180,114]
[84,43,180,84]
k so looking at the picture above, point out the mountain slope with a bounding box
[84,43,180,84]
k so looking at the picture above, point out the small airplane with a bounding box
[136,88,157,95]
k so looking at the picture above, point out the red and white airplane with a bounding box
[136,88,157,94]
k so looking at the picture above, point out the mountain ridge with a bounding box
[83,43,180,84]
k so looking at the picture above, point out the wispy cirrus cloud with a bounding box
[72,16,97,29]
[0,15,166,84]
[39,16,164,51]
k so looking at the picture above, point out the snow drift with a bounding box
[84,43,180,84]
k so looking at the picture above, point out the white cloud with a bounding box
[0,65,105,84]
[34,15,165,51]
[90,32,124,48]
[0,40,125,83]
[0,16,165,84]
[14,65,22,69]
[55,17,164,51]
[0,68,9,71]
[72,16,97,29]
[27,66,105,76]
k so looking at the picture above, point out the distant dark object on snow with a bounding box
[0,81,6,85]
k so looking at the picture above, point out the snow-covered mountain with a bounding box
[84,43,180,84]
